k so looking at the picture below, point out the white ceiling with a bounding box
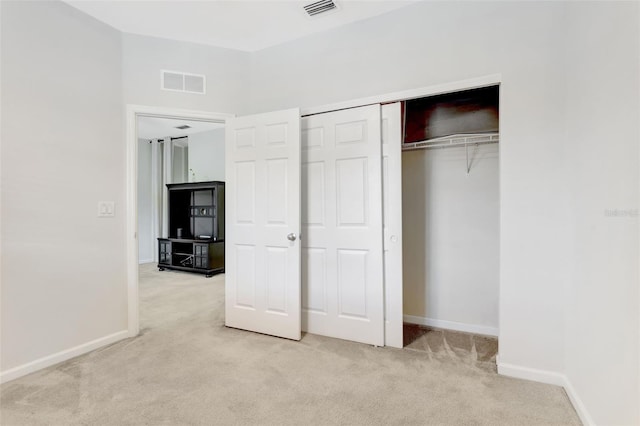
[137,116,224,140]
[64,0,416,52]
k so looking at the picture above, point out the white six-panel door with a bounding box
[225,108,302,340]
[301,105,384,346]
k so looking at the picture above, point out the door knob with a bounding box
[287,233,297,241]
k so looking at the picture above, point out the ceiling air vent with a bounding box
[161,70,206,95]
[304,0,337,17]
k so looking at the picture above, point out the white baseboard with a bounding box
[403,314,499,337]
[560,374,595,426]
[498,361,594,426]
[497,361,565,386]
[139,259,153,264]
[0,330,129,384]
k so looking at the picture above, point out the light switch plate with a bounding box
[98,201,115,218]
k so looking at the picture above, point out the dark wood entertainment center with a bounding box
[158,181,225,277]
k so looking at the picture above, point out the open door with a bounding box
[225,108,301,340]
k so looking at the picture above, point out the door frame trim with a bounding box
[125,104,233,337]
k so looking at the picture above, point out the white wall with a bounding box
[122,33,250,115]
[188,129,225,182]
[563,2,639,424]
[137,139,153,263]
[250,0,570,375]
[402,145,499,334]
[1,0,126,375]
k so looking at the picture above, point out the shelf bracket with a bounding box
[466,143,481,176]
[466,143,470,176]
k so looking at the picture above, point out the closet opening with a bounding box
[398,86,500,363]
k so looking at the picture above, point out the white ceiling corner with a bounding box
[63,0,417,52]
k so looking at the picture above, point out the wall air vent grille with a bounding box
[304,0,337,17]
[161,70,206,95]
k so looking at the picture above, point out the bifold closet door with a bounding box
[225,108,302,340]
[301,104,384,346]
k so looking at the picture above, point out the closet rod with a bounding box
[402,132,499,176]
[401,133,499,152]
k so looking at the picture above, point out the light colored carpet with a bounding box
[1,264,580,425]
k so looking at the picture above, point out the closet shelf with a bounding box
[402,133,499,151]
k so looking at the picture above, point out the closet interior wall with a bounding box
[402,145,499,335]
